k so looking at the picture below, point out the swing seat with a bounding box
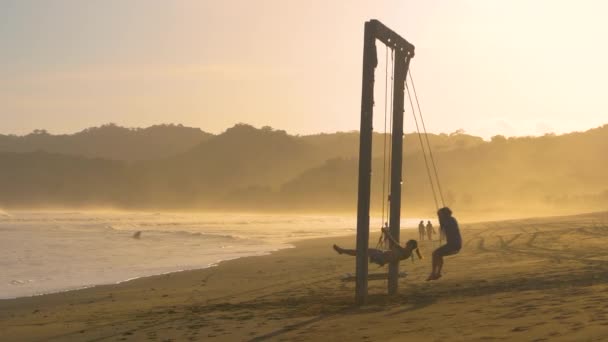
[341,271,408,282]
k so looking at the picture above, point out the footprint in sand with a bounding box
[511,326,529,332]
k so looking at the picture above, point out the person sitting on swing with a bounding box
[333,228,422,267]
[427,207,461,281]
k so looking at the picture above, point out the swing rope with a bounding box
[407,68,446,245]
[377,47,395,250]
[406,81,439,210]
[381,45,389,230]
[387,48,394,222]
[376,54,447,249]
[408,69,446,207]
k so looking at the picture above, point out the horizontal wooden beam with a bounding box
[368,19,415,56]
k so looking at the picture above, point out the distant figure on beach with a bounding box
[426,220,436,241]
[132,231,142,239]
[334,228,422,267]
[427,207,461,281]
[382,221,390,248]
[418,220,426,241]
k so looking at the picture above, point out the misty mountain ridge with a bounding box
[0,123,212,161]
[0,122,487,162]
[0,123,606,218]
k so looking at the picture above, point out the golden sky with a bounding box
[1,0,607,138]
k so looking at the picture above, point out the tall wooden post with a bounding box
[355,19,414,305]
[355,21,377,306]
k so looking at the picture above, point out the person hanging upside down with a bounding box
[333,228,422,267]
[427,207,461,281]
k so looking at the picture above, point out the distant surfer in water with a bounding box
[427,207,461,281]
[333,228,422,267]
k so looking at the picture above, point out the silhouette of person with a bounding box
[418,220,426,241]
[426,220,435,241]
[334,228,422,266]
[427,207,461,281]
[382,221,390,248]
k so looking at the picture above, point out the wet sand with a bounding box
[2,212,608,341]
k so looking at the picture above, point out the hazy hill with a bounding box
[128,124,322,207]
[280,125,608,216]
[0,151,129,207]
[0,124,485,163]
[0,123,606,217]
[0,123,212,161]
[173,124,319,189]
[300,130,484,161]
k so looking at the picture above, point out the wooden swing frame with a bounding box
[355,19,415,305]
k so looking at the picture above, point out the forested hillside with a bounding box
[0,124,211,161]
[1,123,606,217]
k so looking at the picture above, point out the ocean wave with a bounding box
[103,225,243,241]
[168,230,240,240]
[9,279,33,286]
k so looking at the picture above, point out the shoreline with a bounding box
[0,210,427,301]
[3,211,608,341]
[1,243,296,301]
[0,210,365,302]
[3,224,424,301]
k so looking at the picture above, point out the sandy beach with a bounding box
[2,211,608,341]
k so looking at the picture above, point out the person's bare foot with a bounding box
[426,273,442,281]
[333,244,343,254]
